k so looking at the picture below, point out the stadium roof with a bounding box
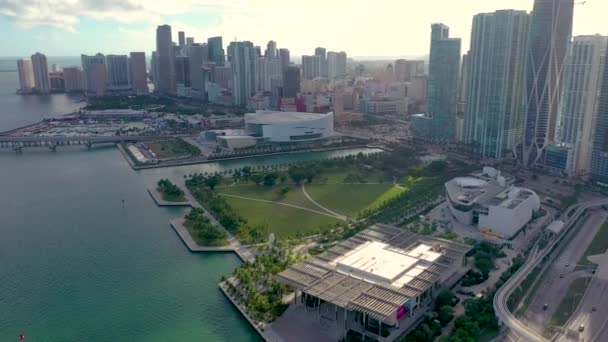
[245,111,332,124]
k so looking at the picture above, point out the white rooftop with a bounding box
[245,111,331,124]
[333,241,441,286]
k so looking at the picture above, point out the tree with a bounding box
[437,305,454,326]
[263,173,279,186]
[434,290,456,310]
[251,173,264,186]
[204,175,221,190]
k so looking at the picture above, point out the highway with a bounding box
[493,199,608,342]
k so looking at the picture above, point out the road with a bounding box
[493,199,608,342]
[522,211,607,332]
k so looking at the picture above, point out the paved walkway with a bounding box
[217,193,346,221]
[301,184,348,220]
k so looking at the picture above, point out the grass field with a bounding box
[549,277,592,327]
[578,223,608,268]
[146,139,199,159]
[305,183,395,216]
[222,196,341,238]
[217,184,320,211]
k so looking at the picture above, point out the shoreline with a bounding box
[147,187,191,207]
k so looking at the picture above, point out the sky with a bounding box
[0,0,607,58]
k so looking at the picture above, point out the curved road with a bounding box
[493,199,608,341]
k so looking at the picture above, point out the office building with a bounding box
[63,67,84,92]
[49,72,65,92]
[520,0,574,167]
[445,167,540,238]
[245,111,334,142]
[282,66,301,98]
[129,52,148,94]
[31,53,50,94]
[178,31,185,46]
[156,24,176,94]
[265,40,277,58]
[81,53,107,97]
[426,24,461,142]
[328,51,347,79]
[315,47,327,77]
[554,35,608,176]
[255,57,282,92]
[464,10,529,159]
[591,40,608,183]
[302,55,322,80]
[208,36,225,65]
[394,60,425,82]
[277,224,471,342]
[189,44,209,100]
[17,59,35,91]
[279,48,290,70]
[105,55,130,91]
[230,41,254,106]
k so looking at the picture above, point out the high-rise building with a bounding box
[458,54,470,115]
[31,53,50,94]
[255,57,282,92]
[63,67,84,92]
[279,48,290,71]
[17,59,35,91]
[208,36,225,65]
[186,37,194,46]
[49,72,65,92]
[175,56,191,88]
[464,10,529,159]
[129,52,148,94]
[105,55,130,91]
[327,51,347,79]
[315,47,327,77]
[230,41,254,106]
[156,24,176,94]
[282,66,301,98]
[265,41,277,59]
[426,24,461,142]
[81,53,107,97]
[178,31,185,46]
[189,44,209,100]
[302,55,321,80]
[520,0,574,167]
[394,60,425,82]
[591,40,608,183]
[557,35,608,176]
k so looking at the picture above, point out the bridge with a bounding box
[0,134,182,152]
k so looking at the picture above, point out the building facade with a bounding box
[17,59,35,91]
[464,10,529,159]
[283,66,301,98]
[105,55,130,92]
[520,0,574,167]
[63,67,84,93]
[155,25,176,95]
[230,41,254,106]
[426,24,461,142]
[245,111,334,143]
[591,40,608,183]
[279,48,290,70]
[81,53,107,97]
[208,36,225,65]
[129,52,148,95]
[556,35,608,176]
[302,55,322,80]
[31,53,50,94]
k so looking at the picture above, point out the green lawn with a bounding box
[549,277,592,327]
[222,196,341,238]
[578,223,608,268]
[305,183,395,217]
[145,140,199,159]
[310,168,389,185]
[217,184,320,211]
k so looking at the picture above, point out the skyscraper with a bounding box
[208,36,225,65]
[81,53,107,97]
[105,55,130,91]
[557,35,608,176]
[302,55,321,80]
[327,51,347,79]
[255,57,282,92]
[279,48,290,70]
[31,53,50,94]
[178,31,185,46]
[591,40,608,183]
[265,41,277,59]
[230,41,254,106]
[129,52,148,94]
[282,66,301,98]
[464,10,530,159]
[63,67,84,92]
[520,0,574,167]
[315,47,327,77]
[156,24,176,95]
[189,44,209,100]
[17,59,35,91]
[427,24,461,142]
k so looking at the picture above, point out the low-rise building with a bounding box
[445,167,540,239]
[277,224,471,342]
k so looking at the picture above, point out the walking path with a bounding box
[217,193,347,221]
[300,184,348,220]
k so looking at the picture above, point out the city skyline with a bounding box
[0,0,606,57]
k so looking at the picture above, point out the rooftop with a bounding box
[276,224,472,321]
[245,111,332,124]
